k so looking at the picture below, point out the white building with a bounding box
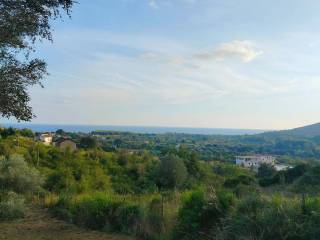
[236,155,275,169]
[274,164,291,171]
[38,133,53,146]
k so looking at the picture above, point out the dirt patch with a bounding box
[0,207,134,240]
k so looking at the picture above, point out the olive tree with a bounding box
[0,154,43,194]
[0,0,74,121]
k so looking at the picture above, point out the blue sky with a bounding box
[4,0,320,129]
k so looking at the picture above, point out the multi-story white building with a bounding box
[38,133,53,146]
[236,155,275,169]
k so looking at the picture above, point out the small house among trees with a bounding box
[37,133,54,146]
[54,138,77,151]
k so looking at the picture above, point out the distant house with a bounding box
[37,133,54,146]
[54,138,77,151]
[236,155,275,169]
[274,164,291,171]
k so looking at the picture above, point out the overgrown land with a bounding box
[1,127,320,240]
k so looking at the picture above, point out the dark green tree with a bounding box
[156,154,188,189]
[258,163,276,179]
[0,127,15,138]
[80,136,98,149]
[0,0,74,121]
[56,129,66,135]
[19,128,34,138]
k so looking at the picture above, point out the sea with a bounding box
[1,123,267,135]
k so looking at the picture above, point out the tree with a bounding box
[0,154,43,194]
[176,145,201,176]
[294,166,320,195]
[19,128,34,138]
[56,129,66,135]
[0,127,15,138]
[284,164,308,183]
[257,163,276,179]
[0,0,74,121]
[156,154,187,189]
[80,136,98,149]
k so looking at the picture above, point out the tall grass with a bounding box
[0,192,25,220]
[50,191,183,239]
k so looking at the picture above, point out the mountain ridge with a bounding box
[264,122,320,137]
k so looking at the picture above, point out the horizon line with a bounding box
[0,122,275,131]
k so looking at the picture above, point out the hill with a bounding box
[263,122,320,137]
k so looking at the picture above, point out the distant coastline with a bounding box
[1,123,268,135]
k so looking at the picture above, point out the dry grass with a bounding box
[0,207,134,240]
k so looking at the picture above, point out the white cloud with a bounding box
[138,40,262,68]
[195,40,263,62]
[32,29,301,126]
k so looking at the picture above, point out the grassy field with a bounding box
[0,207,134,240]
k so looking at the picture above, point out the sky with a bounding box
[4,0,320,130]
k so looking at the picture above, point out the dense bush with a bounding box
[211,195,320,240]
[259,164,309,187]
[79,136,98,149]
[174,188,234,240]
[259,175,280,187]
[56,193,143,234]
[0,154,42,221]
[143,197,164,238]
[293,166,320,194]
[258,163,276,178]
[0,192,25,220]
[224,174,255,188]
[174,191,320,240]
[0,154,43,194]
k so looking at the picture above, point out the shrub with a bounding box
[0,154,43,194]
[69,194,143,234]
[0,192,25,220]
[224,175,255,188]
[293,166,320,194]
[284,164,308,183]
[215,195,320,240]
[143,197,164,238]
[258,163,276,179]
[51,193,73,221]
[174,188,233,240]
[259,175,280,187]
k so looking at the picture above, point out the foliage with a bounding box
[258,163,277,179]
[0,191,25,220]
[106,151,159,194]
[294,166,320,194]
[215,195,320,240]
[0,0,73,120]
[0,154,43,194]
[143,197,164,238]
[174,188,233,240]
[93,130,320,161]
[224,174,255,188]
[156,154,188,189]
[3,128,320,239]
[54,193,143,235]
[79,136,98,149]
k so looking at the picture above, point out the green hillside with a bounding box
[2,127,320,239]
[263,122,320,137]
